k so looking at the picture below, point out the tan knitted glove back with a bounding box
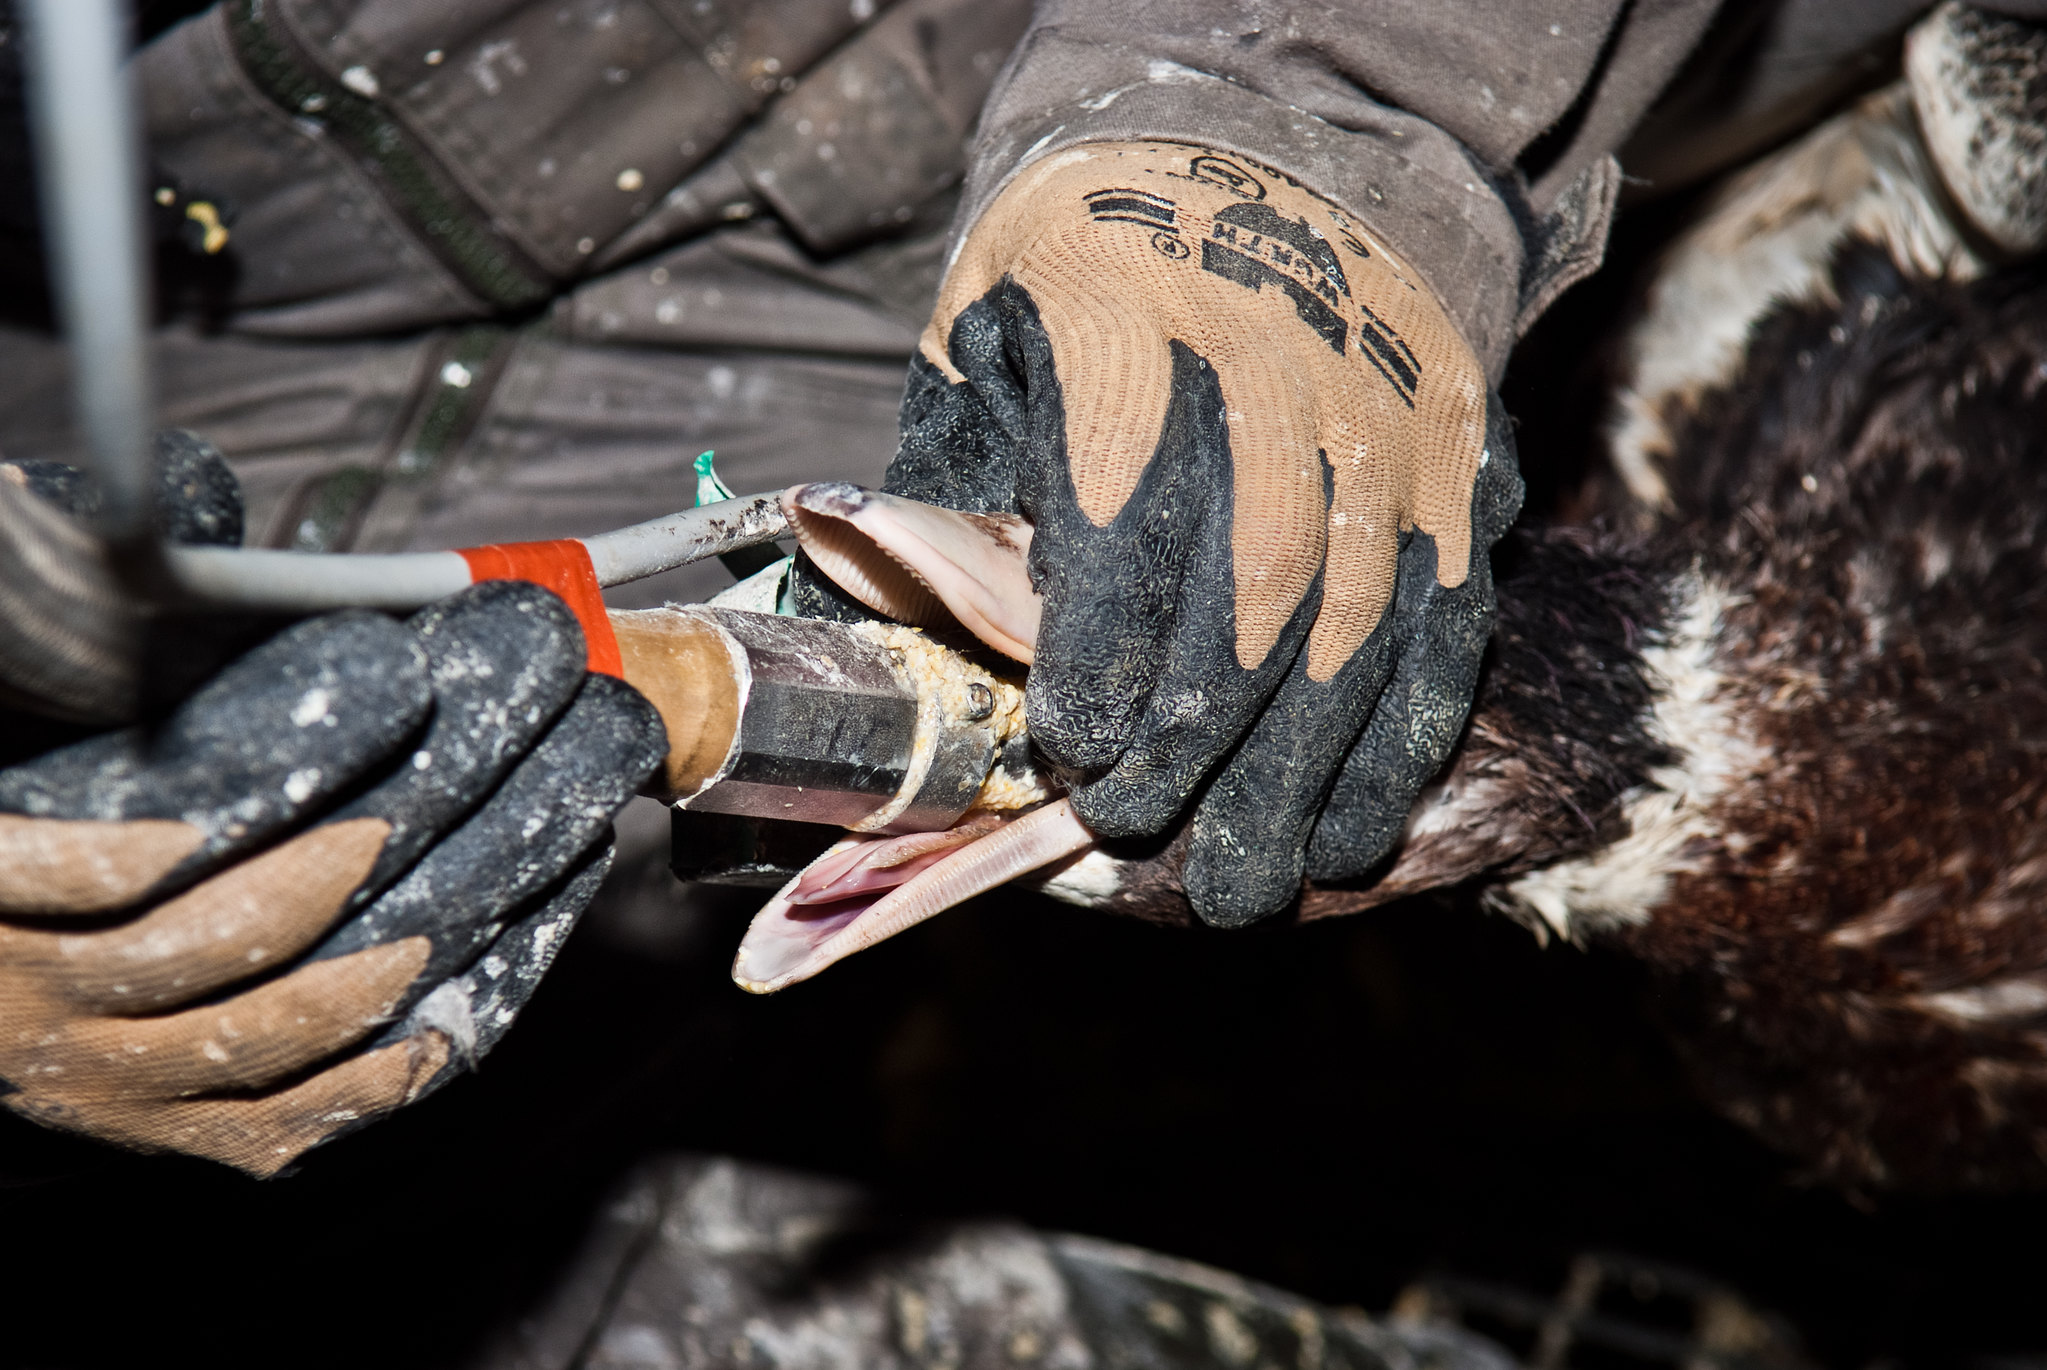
[861,140,1523,925]
[926,142,1489,679]
[0,588,660,1174]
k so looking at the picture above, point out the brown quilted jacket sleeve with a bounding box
[954,0,1974,379]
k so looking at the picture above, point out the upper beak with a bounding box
[780,482,1041,663]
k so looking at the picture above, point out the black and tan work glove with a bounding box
[0,582,663,1175]
[859,141,1523,925]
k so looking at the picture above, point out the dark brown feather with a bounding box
[1611,247,2047,1190]
[1077,248,2047,1190]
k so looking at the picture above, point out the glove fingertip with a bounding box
[1304,785,1408,884]
[1069,769,1188,840]
[413,575,576,642]
[1473,390,1526,551]
[364,840,612,1107]
[1023,672,1146,775]
[1183,811,1307,928]
[414,580,590,729]
[1305,594,1491,884]
[582,672,672,794]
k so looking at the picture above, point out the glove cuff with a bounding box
[953,46,1525,376]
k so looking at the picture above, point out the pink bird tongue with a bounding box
[729,485,1094,994]
[732,801,1096,993]
[730,826,983,989]
[787,816,1007,906]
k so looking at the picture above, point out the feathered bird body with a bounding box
[1598,252,2047,1190]
[737,46,2047,1189]
[1051,134,2047,1190]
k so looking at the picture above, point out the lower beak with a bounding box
[731,799,1096,993]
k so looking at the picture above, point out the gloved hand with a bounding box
[0,582,665,1175]
[867,141,1523,924]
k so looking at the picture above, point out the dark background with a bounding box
[5,847,2044,1368]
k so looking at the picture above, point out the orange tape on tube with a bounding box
[457,539,623,677]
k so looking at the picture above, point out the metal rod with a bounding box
[21,0,155,555]
[581,492,788,584]
[158,492,791,612]
[163,546,475,612]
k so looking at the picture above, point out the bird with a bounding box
[724,65,2047,1194]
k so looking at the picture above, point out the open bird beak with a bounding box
[731,800,1095,993]
[730,486,1093,993]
